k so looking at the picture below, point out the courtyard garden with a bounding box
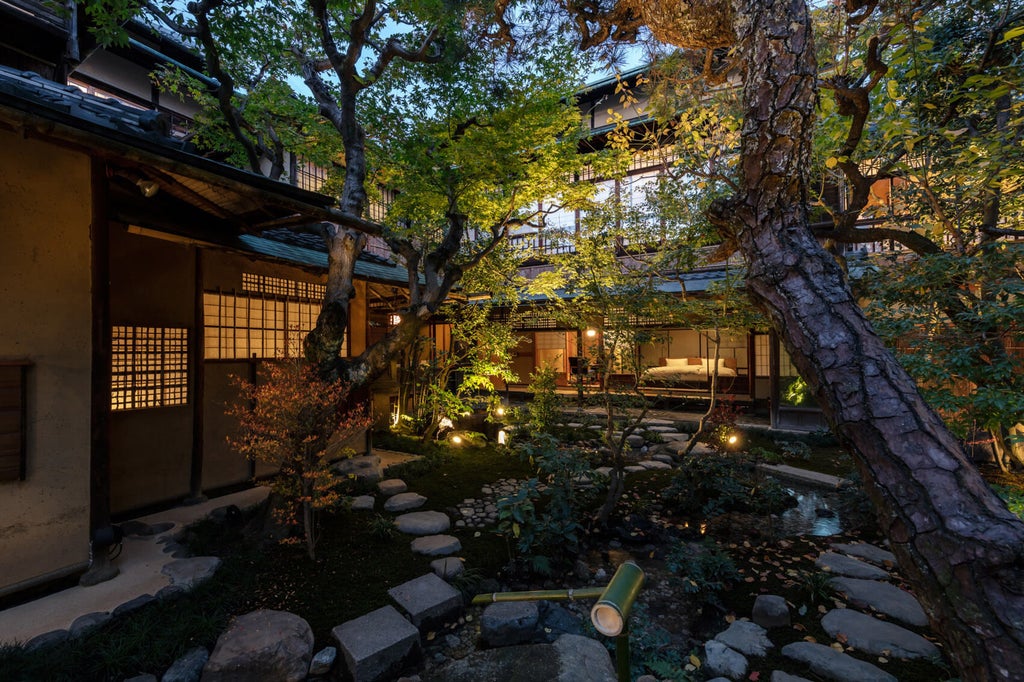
[5,383,1021,681]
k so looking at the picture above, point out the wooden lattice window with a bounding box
[111,326,189,411]
[0,361,30,481]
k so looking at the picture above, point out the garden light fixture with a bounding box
[586,328,597,338]
[497,430,507,445]
[451,434,463,445]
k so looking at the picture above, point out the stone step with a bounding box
[828,577,928,627]
[757,464,849,489]
[388,573,463,629]
[781,641,896,682]
[821,608,940,659]
[816,552,890,580]
[395,510,450,536]
[333,606,420,682]
[638,460,672,470]
[378,479,408,497]
[384,492,427,513]
[350,495,375,511]
[830,542,897,567]
[411,534,462,556]
[430,557,465,579]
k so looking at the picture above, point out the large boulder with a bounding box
[427,634,615,682]
[332,455,383,485]
[201,610,313,682]
[481,601,540,647]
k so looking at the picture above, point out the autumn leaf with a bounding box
[749,672,761,681]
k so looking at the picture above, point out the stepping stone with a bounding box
[661,432,690,441]
[645,426,678,433]
[651,454,675,464]
[821,609,940,659]
[395,511,450,535]
[753,594,791,629]
[704,640,748,680]
[430,557,465,579]
[714,620,773,657]
[816,552,890,580]
[781,641,896,682]
[333,606,420,682]
[332,455,383,485]
[351,495,375,511]
[384,492,427,512]
[624,466,647,474]
[566,422,584,428]
[481,601,539,647]
[758,464,849,489]
[642,418,675,426]
[378,479,408,497]
[593,466,613,477]
[626,434,645,447]
[772,672,813,682]
[691,443,715,455]
[388,573,463,629]
[830,542,897,567]
[829,577,928,627]
[638,460,672,470]
[412,534,462,556]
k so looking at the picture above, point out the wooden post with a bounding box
[188,248,206,502]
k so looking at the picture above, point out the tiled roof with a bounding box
[238,235,408,284]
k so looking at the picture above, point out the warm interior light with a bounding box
[388,313,401,326]
[136,178,160,198]
[586,328,597,338]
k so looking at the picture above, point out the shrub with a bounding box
[230,360,371,560]
[666,538,739,607]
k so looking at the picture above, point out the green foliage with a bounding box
[229,360,371,559]
[783,376,812,407]
[993,484,1024,520]
[666,538,740,605]
[663,452,795,519]
[523,365,562,434]
[800,570,835,606]
[367,514,397,541]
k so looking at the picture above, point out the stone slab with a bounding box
[431,634,615,682]
[816,552,890,580]
[395,511,450,535]
[829,577,928,627]
[385,492,428,512]
[821,608,940,659]
[332,455,383,485]
[830,542,896,567]
[714,620,773,657]
[411,535,462,556]
[162,556,221,590]
[378,479,408,497]
[757,464,849,489]
[624,466,646,474]
[781,641,896,682]
[752,594,790,629]
[638,460,672,470]
[333,606,420,682]
[705,640,748,680]
[388,573,462,629]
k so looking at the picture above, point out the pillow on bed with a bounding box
[687,357,704,366]
[664,357,689,367]
[658,357,668,366]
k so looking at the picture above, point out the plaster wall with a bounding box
[0,131,93,595]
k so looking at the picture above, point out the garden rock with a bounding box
[388,573,463,629]
[626,434,645,448]
[651,453,675,464]
[427,634,615,682]
[430,557,465,579]
[816,552,889,580]
[113,594,156,618]
[538,602,583,642]
[830,542,896,567]
[829,577,928,627]
[624,465,646,474]
[126,676,158,682]
[752,594,790,629]
[308,647,336,676]
[412,535,461,556]
[704,640,748,680]
[24,629,68,652]
[821,609,940,659]
[333,606,420,682]
[781,641,896,682]
[396,511,451,535]
[379,479,408,497]
[163,556,221,590]
[202,609,313,682]
[714,620,773,657]
[351,495,375,511]
[332,455,382,485]
[69,611,111,638]
[162,646,208,682]
[481,601,539,647]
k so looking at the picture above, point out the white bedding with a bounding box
[643,363,737,382]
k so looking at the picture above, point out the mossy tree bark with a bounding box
[716,1,1024,678]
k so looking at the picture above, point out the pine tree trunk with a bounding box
[725,1,1024,678]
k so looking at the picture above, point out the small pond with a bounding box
[775,483,845,537]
